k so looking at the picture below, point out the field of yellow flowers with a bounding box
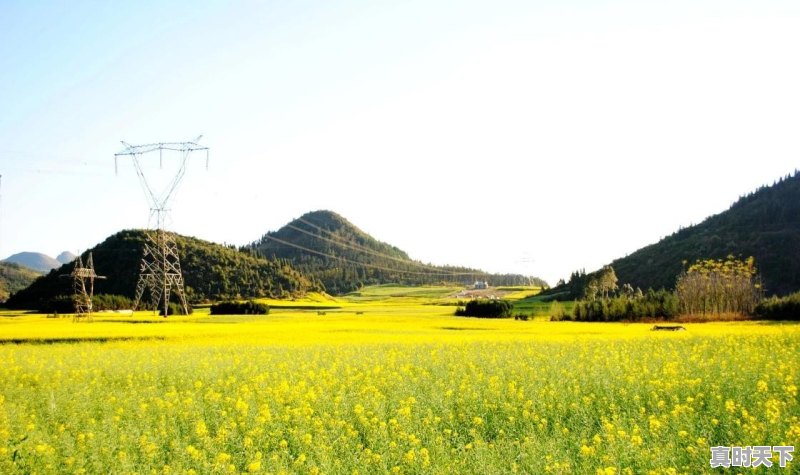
[0,290,797,474]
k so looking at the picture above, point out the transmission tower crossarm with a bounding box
[115,142,208,155]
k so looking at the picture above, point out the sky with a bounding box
[1,0,799,286]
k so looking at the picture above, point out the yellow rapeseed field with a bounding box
[0,297,797,474]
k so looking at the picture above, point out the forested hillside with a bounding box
[608,172,800,295]
[0,262,42,302]
[249,210,545,294]
[6,230,320,310]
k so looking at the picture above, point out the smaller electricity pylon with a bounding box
[61,253,105,322]
[115,138,208,317]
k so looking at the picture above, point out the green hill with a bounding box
[0,262,42,302]
[606,171,800,296]
[6,230,320,310]
[249,210,545,294]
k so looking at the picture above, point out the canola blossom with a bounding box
[0,308,797,474]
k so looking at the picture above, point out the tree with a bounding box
[620,283,634,298]
[597,266,618,299]
[675,256,761,316]
[584,266,618,300]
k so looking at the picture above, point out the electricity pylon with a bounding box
[61,253,105,322]
[115,138,208,316]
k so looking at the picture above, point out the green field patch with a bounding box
[345,284,463,301]
[513,293,576,317]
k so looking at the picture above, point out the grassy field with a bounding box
[0,287,798,474]
[344,285,465,301]
[511,293,575,319]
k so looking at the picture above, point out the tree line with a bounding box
[553,256,786,321]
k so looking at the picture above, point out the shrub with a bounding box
[159,302,194,316]
[455,299,513,318]
[210,300,269,315]
[549,301,569,321]
[571,289,678,322]
[39,295,75,314]
[754,292,800,320]
[92,294,133,311]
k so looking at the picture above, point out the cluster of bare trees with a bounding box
[675,256,762,316]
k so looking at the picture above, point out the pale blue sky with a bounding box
[1,0,799,285]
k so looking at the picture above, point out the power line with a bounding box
[284,217,523,280]
[0,150,109,177]
[295,216,406,257]
[0,166,108,177]
[293,217,486,274]
[284,222,468,273]
[296,217,384,250]
[259,233,484,277]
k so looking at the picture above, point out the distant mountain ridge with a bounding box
[2,252,60,273]
[56,251,77,264]
[249,210,545,294]
[2,250,77,273]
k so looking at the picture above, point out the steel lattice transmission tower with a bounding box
[115,138,208,316]
[61,253,105,322]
